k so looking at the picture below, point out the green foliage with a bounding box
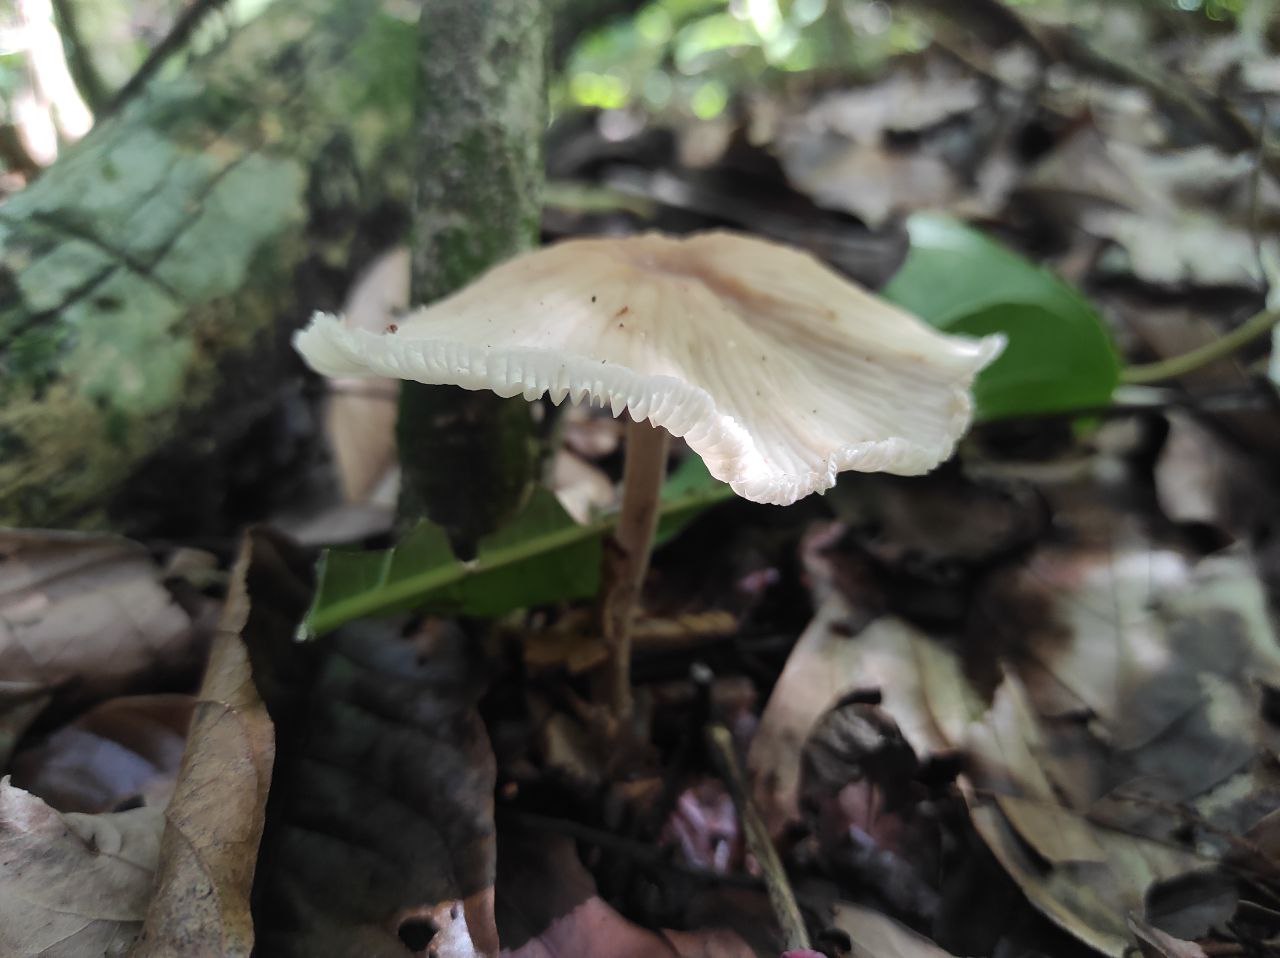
[884,214,1121,419]
[558,0,924,118]
[300,455,732,638]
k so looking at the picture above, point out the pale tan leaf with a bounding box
[129,535,276,958]
[0,778,162,957]
[831,902,964,958]
[0,530,201,763]
[748,594,969,832]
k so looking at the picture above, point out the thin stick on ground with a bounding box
[602,418,669,724]
[706,722,810,952]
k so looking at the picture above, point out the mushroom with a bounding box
[294,230,1004,719]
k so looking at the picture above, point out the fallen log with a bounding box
[0,0,418,532]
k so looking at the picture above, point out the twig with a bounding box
[49,0,107,113]
[105,0,230,115]
[1121,309,1280,385]
[705,723,810,952]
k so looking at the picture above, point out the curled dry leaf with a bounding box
[747,595,948,833]
[10,693,193,814]
[0,777,163,957]
[130,532,278,958]
[0,530,200,764]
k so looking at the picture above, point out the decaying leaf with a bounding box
[831,902,962,958]
[747,596,947,832]
[247,530,500,957]
[10,694,192,814]
[131,533,278,958]
[0,778,162,957]
[1127,914,1210,958]
[0,531,201,764]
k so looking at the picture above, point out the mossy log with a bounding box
[0,0,419,531]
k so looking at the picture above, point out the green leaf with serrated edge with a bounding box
[884,214,1120,419]
[299,456,733,638]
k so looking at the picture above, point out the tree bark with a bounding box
[396,0,548,557]
[0,0,419,531]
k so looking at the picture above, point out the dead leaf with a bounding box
[747,597,949,833]
[0,777,162,957]
[10,694,192,813]
[777,137,959,229]
[130,532,277,957]
[0,530,202,764]
[325,246,409,503]
[550,449,615,525]
[1127,914,1210,958]
[831,902,963,957]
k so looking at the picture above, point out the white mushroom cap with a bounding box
[295,231,1004,506]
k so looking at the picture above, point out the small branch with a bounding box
[1121,309,1280,385]
[602,419,668,724]
[105,0,230,115]
[705,723,810,952]
[49,0,108,114]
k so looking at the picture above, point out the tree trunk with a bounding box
[396,0,548,557]
[0,0,419,532]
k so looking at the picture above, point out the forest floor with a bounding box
[4,2,1280,957]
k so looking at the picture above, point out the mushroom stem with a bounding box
[603,418,669,723]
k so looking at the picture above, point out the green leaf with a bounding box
[300,456,733,638]
[883,214,1121,418]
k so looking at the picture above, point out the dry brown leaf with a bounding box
[0,777,163,957]
[10,693,192,813]
[130,533,277,958]
[831,902,963,958]
[917,541,1280,956]
[0,530,201,763]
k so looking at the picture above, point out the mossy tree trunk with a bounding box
[0,0,421,532]
[396,0,548,557]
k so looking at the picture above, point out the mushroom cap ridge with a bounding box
[294,231,1005,506]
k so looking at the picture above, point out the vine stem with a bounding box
[1122,308,1280,385]
[602,418,668,725]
